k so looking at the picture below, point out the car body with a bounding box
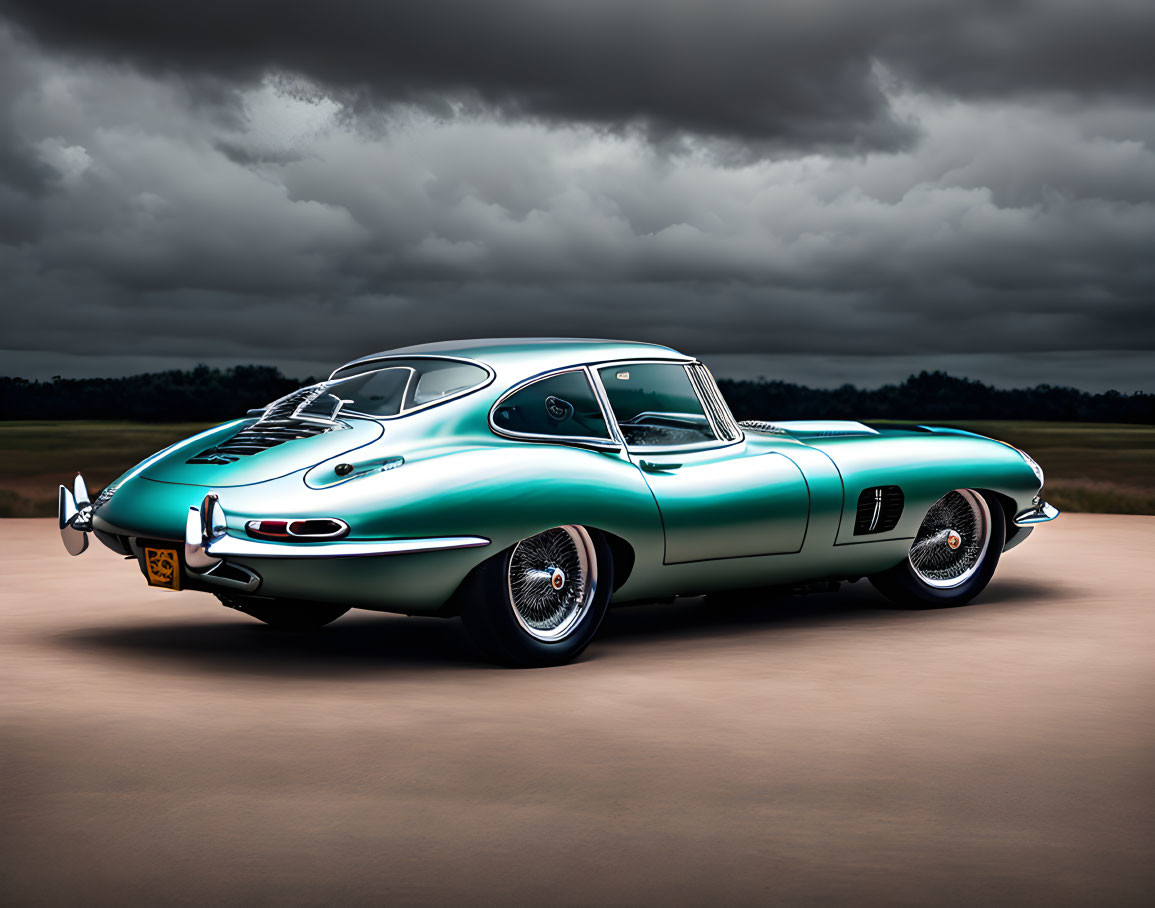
[59,338,1058,665]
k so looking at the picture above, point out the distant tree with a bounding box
[0,366,1151,423]
[0,365,312,422]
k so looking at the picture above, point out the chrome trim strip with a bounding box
[323,355,496,420]
[589,359,744,454]
[1014,501,1060,526]
[205,534,492,559]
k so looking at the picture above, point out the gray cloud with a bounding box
[0,9,1152,389]
[3,0,1153,152]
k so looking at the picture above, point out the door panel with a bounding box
[636,446,810,564]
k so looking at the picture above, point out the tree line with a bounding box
[0,364,1151,423]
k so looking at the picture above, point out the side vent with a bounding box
[854,486,904,535]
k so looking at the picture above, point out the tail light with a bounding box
[245,518,349,541]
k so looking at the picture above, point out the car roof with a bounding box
[334,338,692,378]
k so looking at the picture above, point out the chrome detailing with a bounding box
[184,497,487,562]
[507,525,597,642]
[685,362,742,442]
[326,354,497,419]
[550,567,566,590]
[58,481,89,556]
[771,420,879,437]
[185,493,226,571]
[739,420,789,435]
[188,387,351,464]
[639,459,682,472]
[489,366,621,450]
[73,473,91,510]
[853,485,904,536]
[92,483,118,510]
[245,517,350,540]
[196,560,261,594]
[587,358,744,455]
[908,489,991,589]
[1014,501,1060,526]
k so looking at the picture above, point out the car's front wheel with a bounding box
[459,525,613,667]
[216,595,350,631]
[869,489,1005,608]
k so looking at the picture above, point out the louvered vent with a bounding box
[853,486,904,535]
[686,364,742,442]
[739,420,789,435]
[187,386,349,465]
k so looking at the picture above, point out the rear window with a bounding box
[327,358,490,417]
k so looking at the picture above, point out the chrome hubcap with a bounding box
[908,489,992,589]
[508,526,597,642]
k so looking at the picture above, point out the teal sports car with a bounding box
[59,338,1058,666]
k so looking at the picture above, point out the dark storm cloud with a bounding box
[0,6,1153,389]
[2,0,1152,152]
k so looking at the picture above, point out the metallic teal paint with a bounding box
[75,339,1053,615]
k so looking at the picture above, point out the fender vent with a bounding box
[854,486,904,535]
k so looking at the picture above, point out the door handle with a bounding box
[639,460,682,472]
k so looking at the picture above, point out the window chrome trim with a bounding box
[324,354,496,420]
[488,366,621,450]
[590,359,745,454]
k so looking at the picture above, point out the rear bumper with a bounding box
[1014,500,1060,527]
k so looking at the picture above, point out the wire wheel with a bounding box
[907,489,992,589]
[507,525,598,642]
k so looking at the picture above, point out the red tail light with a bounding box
[245,518,349,541]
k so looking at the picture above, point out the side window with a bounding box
[597,363,717,447]
[492,370,612,442]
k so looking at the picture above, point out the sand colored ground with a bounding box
[2,515,1153,905]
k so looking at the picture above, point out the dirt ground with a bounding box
[2,516,1153,906]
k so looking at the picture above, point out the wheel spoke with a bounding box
[507,526,596,641]
[907,490,991,589]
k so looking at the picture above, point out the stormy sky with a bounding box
[0,1,1152,390]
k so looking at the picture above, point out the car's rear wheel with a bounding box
[459,525,613,667]
[216,594,350,631]
[869,489,1005,608]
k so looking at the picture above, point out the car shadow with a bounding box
[597,578,1070,645]
[60,612,484,677]
[57,578,1068,677]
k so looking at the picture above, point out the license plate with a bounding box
[143,546,181,591]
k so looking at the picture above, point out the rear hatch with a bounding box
[141,416,384,487]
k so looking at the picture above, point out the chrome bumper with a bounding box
[1014,500,1060,527]
[58,474,93,556]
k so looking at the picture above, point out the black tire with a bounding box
[216,594,350,631]
[870,490,1005,609]
[459,526,613,667]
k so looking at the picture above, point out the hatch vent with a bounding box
[187,386,350,465]
[854,485,904,535]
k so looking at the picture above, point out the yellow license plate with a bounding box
[144,546,181,591]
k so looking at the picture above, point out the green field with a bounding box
[1,419,1152,517]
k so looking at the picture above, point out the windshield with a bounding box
[290,357,491,419]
